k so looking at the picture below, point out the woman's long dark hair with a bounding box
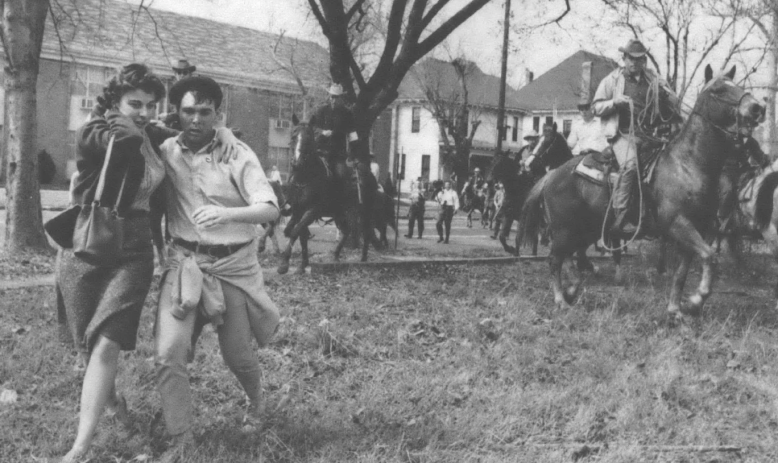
[95,63,165,114]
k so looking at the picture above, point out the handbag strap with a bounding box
[93,134,116,204]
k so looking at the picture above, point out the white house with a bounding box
[385,58,528,191]
[514,50,618,145]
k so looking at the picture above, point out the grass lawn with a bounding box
[2,242,778,462]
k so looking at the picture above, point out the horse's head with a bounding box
[289,114,317,170]
[698,65,765,139]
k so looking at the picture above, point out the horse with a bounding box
[462,183,488,228]
[277,116,377,274]
[518,65,765,314]
[373,189,398,247]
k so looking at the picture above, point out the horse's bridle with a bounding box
[695,87,755,142]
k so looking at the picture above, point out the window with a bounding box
[532,116,540,133]
[563,119,573,138]
[71,65,110,105]
[400,153,407,179]
[512,116,519,142]
[411,107,420,133]
[421,155,431,181]
[545,116,553,127]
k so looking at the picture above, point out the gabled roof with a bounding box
[514,50,618,112]
[41,0,329,93]
[396,57,527,112]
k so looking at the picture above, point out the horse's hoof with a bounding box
[563,285,581,304]
[277,264,289,275]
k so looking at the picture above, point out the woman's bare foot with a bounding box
[59,446,87,463]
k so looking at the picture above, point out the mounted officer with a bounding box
[719,126,770,227]
[592,38,680,237]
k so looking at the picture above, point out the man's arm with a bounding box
[567,125,579,150]
[592,73,620,118]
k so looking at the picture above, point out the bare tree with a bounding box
[600,0,753,102]
[1,0,52,253]
[413,56,484,184]
[304,0,572,150]
[743,0,778,155]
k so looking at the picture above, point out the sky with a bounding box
[129,0,624,89]
[128,0,769,94]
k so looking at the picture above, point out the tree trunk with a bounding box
[3,0,50,253]
[766,8,778,158]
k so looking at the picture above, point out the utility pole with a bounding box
[495,0,511,154]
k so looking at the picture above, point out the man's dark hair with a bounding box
[169,75,223,109]
[97,63,165,111]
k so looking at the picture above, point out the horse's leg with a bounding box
[612,239,623,285]
[667,248,692,316]
[269,222,282,255]
[333,214,350,261]
[500,216,517,256]
[466,210,473,228]
[279,209,319,274]
[361,204,372,262]
[278,215,301,275]
[668,216,716,316]
[656,238,667,275]
[296,228,309,275]
[257,223,269,254]
[575,247,594,272]
[549,252,570,308]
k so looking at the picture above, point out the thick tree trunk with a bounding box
[3,0,50,253]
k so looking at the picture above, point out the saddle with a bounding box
[573,149,619,187]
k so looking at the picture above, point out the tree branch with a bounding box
[416,0,492,60]
[371,0,410,84]
[307,0,331,37]
[346,0,369,22]
[420,0,451,31]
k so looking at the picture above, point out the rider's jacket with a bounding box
[309,104,355,159]
[592,67,679,140]
[724,136,769,174]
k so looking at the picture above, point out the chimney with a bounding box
[525,69,534,84]
[579,61,592,106]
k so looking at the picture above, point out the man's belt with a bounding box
[172,238,251,259]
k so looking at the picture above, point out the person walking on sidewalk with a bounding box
[436,180,459,243]
[405,177,425,239]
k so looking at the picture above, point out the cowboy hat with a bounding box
[523,130,540,140]
[328,83,345,96]
[172,59,197,74]
[618,39,648,58]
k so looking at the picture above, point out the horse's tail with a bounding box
[755,171,778,229]
[517,175,548,250]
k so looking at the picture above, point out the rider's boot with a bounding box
[610,167,639,236]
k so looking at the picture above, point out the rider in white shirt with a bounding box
[567,102,608,155]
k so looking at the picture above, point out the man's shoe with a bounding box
[444,239,449,244]
[437,238,444,243]
[417,235,422,239]
[490,235,497,240]
[404,234,412,238]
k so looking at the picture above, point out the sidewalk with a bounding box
[0,189,70,211]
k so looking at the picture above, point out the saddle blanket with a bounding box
[573,151,618,186]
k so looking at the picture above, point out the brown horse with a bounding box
[518,65,765,314]
[277,117,376,274]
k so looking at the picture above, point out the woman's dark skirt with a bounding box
[57,214,154,353]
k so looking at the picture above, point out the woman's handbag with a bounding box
[71,135,128,264]
[44,205,82,248]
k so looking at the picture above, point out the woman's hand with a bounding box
[193,205,232,228]
[214,127,248,163]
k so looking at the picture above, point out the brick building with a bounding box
[0,0,329,186]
